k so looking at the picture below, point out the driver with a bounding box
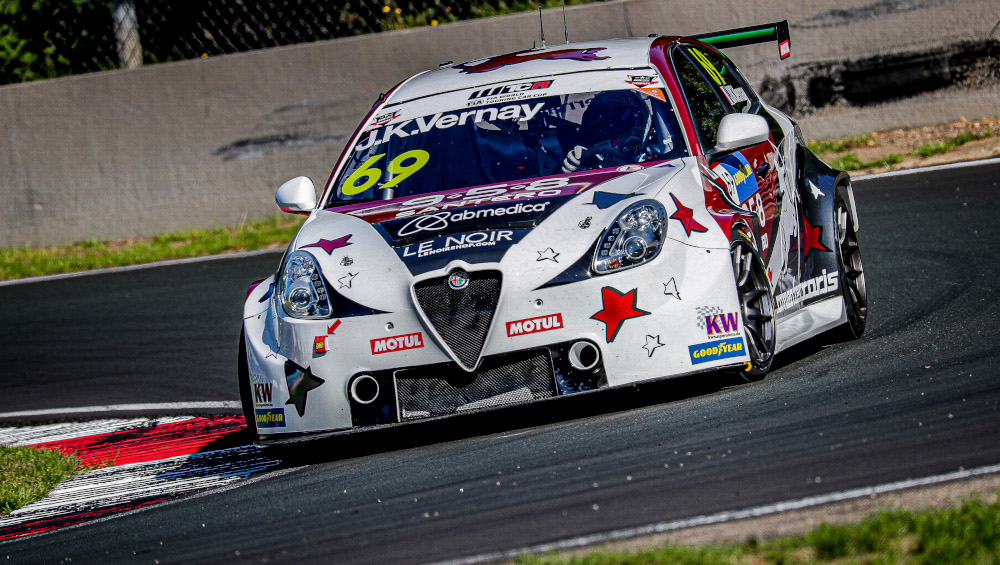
[561,90,651,173]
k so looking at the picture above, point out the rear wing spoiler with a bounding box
[689,20,791,60]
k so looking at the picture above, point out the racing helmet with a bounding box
[578,90,651,156]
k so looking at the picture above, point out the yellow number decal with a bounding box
[691,49,726,86]
[342,154,386,195]
[383,150,430,189]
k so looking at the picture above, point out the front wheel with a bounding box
[238,328,258,440]
[731,234,776,380]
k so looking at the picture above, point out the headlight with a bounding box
[279,250,333,318]
[593,200,667,274]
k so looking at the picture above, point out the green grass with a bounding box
[911,130,996,157]
[829,152,904,171]
[0,446,83,514]
[514,494,1000,564]
[0,214,304,281]
[807,134,877,154]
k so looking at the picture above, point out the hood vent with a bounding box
[413,270,501,371]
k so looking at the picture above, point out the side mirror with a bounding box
[275,176,317,215]
[715,113,770,152]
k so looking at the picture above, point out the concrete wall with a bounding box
[2,0,998,247]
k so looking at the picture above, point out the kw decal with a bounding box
[252,383,273,407]
[590,287,650,343]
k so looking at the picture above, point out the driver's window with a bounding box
[671,48,727,150]
[684,46,756,114]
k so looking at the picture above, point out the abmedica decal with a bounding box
[371,332,424,355]
[507,314,563,337]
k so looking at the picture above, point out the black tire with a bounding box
[731,232,777,380]
[237,328,258,440]
[833,189,867,339]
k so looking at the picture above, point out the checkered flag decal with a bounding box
[694,305,724,329]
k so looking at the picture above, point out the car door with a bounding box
[670,44,781,261]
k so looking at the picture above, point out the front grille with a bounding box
[395,352,554,421]
[413,270,501,370]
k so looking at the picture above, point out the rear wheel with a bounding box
[731,234,776,380]
[237,328,258,440]
[834,190,867,338]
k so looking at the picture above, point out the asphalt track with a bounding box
[2,162,1000,563]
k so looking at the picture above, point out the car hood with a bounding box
[298,160,687,277]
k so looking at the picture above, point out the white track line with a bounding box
[0,402,241,420]
[853,156,1000,181]
[0,417,196,446]
[431,462,1000,565]
[0,248,283,287]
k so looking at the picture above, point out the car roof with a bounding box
[385,37,660,105]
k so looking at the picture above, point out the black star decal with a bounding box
[284,360,325,417]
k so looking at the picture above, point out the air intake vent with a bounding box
[396,352,554,420]
[413,270,501,371]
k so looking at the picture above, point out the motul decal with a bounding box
[506,314,563,337]
[371,332,424,355]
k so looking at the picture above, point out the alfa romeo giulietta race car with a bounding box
[240,21,867,443]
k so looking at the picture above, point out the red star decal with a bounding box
[669,194,708,237]
[590,287,650,343]
[801,215,831,261]
[302,234,352,255]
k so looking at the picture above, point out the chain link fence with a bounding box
[1,0,597,85]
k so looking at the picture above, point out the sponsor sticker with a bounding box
[467,80,553,106]
[688,337,745,364]
[402,230,515,259]
[396,202,551,237]
[702,310,740,339]
[314,335,327,355]
[626,75,658,87]
[255,408,287,428]
[370,110,400,127]
[371,332,424,355]
[507,314,563,337]
[253,382,273,407]
[776,270,839,314]
[355,103,547,152]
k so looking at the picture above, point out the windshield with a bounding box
[328,88,688,205]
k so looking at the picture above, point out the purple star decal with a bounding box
[302,234,352,255]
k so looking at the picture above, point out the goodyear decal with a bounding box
[712,151,759,204]
[255,408,286,428]
[688,337,745,365]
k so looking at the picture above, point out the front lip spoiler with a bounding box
[252,361,745,448]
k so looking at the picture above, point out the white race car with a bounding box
[240,21,867,443]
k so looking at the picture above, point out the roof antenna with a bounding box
[561,0,569,43]
[538,6,546,48]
